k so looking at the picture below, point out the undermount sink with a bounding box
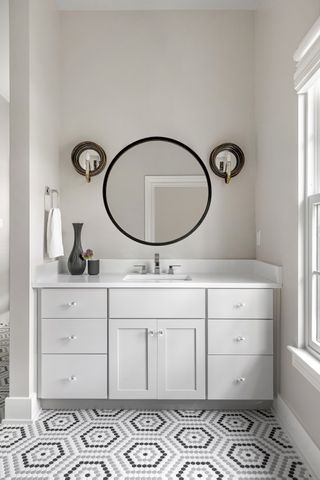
[123,273,192,281]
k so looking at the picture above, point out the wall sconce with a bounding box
[71,141,107,183]
[209,143,245,184]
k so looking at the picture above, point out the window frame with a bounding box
[307,193,320,357]
[296,38,320,360]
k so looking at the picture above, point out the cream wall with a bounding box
[0,96,9,326]
[255,0,320,448]
[60,11,256,260]
[0,0,9,100]
[7,0,60,418]
[0,0,9,327]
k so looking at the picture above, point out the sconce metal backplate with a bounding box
[209,142,245,184]
[71,141,107,182]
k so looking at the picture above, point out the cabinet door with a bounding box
[109,319,157,399]
[157,319,205,399]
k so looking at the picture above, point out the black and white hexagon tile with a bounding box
[0,325,9,415]
[0,408,314,479]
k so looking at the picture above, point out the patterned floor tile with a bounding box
[55,455,121,480]
[114,436,176,477]
[0,327,314,479]
[0,326,9,421]
[168,456,234,480]
[0,409,315,479]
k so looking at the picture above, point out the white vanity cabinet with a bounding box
[39,288,108,399]
[37,281,276,403]
[207,288,274,400]
[108,289,206,399]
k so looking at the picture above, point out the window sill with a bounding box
[288,346,320,393]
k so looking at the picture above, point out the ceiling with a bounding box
[56,0,260,11]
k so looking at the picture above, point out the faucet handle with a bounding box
[134,264,147,274]
[168,265,181,274]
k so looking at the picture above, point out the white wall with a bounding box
[0,96,9,326]
[0,0,9,100]
[255,0,320,448]
[0,0,9,325]
[60,11,256,260]
[29,0,60,268]
[7,0,60,418]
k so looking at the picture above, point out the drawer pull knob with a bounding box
[68,301,77,307]
[68,375,77,382]
[68,335,77,340]
[149,330,155,336]
[234,302,246,309]
[158,329,164,336]
[235,377,246,383]
[235,336,246,342]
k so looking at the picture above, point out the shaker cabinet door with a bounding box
[109,319,157,399]
[157,319,205,399]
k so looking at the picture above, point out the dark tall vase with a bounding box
[68,223,86,275]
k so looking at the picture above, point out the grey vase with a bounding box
[68,223,86,275]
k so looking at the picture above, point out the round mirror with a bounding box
[103,137,212,246]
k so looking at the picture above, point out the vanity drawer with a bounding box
[207,355,273,400]
[40,354,108,399]
[109,289,205,318]
[41,289,107,318]
[208,289,273,319]
[208,319,273,355]
[41,318,107,354]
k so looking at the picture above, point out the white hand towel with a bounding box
[47,208,64,259]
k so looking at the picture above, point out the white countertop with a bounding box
[33,272,281,289]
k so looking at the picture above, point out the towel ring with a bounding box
[45,186,59,208]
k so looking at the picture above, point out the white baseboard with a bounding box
[274,395,320,480]
[3,393,41,423]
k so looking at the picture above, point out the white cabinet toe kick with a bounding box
[38,287,276,405]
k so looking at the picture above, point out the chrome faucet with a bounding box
[154,253,160,274]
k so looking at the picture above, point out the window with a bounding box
[292,17,320,386]
[308,193,320,356]
[300,74,320,358]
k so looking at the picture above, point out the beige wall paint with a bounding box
[8,0,60,406]
[0,0,9,100]
[29,0,60,268]
[0,0,9,325]
[0,95,9,325]
[60,11,256,260]
[255,0,320,448]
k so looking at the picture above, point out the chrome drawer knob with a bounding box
[235,377,246,383]
[149,330,155,336]
[68,301,77,307]
[234,302,246,309]
[68,375,77,382]
[68,335,77,340]
[158,330,164,336]
[235,336,246,342]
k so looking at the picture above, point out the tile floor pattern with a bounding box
[0,326,313,479]
[0,408,314,479]
[0,326,9,414]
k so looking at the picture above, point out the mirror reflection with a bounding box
[78,149,102,171]
[103,138,211,245]
[214,151,237,173]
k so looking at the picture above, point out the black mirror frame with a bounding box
[102,136,212,246]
